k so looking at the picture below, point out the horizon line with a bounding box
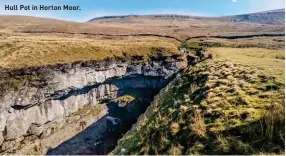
[0,8,284,23]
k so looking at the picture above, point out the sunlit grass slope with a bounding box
[111,47,285,155]
[210,47,284,83]
[0,34,180,69]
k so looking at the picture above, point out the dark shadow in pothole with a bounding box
[46,88,159,155]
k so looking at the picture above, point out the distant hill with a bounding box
[88,14,208,22]
[88,9,285,25]
[0,9,284,40]
[223,9,285,25]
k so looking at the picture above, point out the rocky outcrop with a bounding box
[0,55,187,154]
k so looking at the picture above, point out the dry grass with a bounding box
[170,123,180,135]
[0,15,141,35]
[0,34,180,69]
[88,15,284,39]
[0,15,283,70]
[190,36,285,49]
[191,110,206,137]
[209,47,285,83]
[260,101,285,142]
[113,95,135,103]
[0,15,284,40]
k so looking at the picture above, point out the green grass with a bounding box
[209,47,285,84]
[111,58,284,155]
[113,95,135,103]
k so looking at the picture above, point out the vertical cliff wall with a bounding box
[0,55,188,154]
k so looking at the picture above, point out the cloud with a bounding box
[232,0,237,3]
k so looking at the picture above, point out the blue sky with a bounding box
[0,0,284,22]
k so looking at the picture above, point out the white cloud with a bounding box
[232,0,238,3]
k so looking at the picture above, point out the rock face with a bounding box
[0,55,187,154]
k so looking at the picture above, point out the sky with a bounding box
[0,0,284,22]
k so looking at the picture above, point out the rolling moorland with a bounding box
[0,9,284,155]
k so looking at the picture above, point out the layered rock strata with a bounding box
[0,55,188,154]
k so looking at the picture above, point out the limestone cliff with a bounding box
[0,54,188,154]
